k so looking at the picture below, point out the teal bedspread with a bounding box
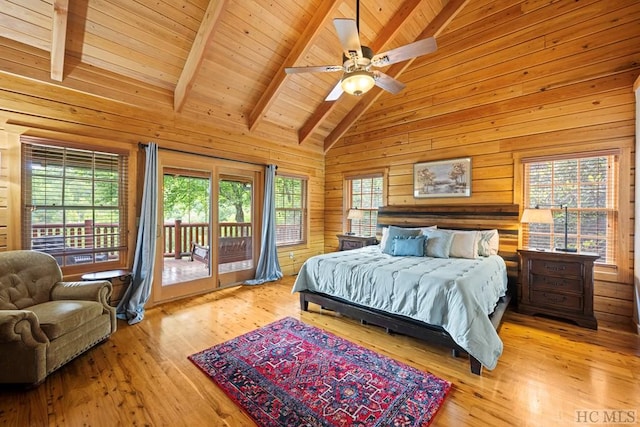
[292,245,508,370]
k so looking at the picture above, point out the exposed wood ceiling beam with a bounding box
[174,0,227,112]
[248,0,342,132]
[298,99,335,145]
[50,0,69,82]
[298,0,424,145]
[323,0,472,153]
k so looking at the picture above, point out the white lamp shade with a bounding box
[347,208,364,220]
[341,70,375,96]
[521,207,553,224]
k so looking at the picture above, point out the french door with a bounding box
[217,165,262,286]
[152,151,262,304]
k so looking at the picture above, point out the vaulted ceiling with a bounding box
[0,0,467,151]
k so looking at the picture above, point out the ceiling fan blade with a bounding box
[325,81,344,101]
[285,65,343,74]
[333,18,363,58]
[284,65,344,74]
[373,71,406,94]
[371,37,437,67]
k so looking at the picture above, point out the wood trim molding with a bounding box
[512,140,633,285]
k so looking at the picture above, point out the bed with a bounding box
[292,204,520,375]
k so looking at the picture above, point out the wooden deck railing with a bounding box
[32,221,119,250]
[32,221,120,264]
[31,220,253,266]
[163,220,252,264]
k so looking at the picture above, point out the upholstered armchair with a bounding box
[0,250,117,385]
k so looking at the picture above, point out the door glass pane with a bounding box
[218,178,253,273]
[162,172,211,285]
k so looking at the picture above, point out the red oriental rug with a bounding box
[188,317,451,426]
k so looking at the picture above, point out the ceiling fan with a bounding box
[285,0,437,101]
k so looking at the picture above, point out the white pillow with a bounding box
[449,230,479,259]
[477,229,499,256]
[379,227,389,249]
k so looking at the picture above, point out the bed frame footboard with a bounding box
[299,290,510,375]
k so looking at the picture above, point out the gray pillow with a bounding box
[423,229,454,258]
[382,226,422,255]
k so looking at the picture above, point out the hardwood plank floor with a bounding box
[1,275,638,426]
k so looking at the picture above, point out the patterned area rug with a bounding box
[188,317,452,426]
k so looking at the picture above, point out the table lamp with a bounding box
[346,208,364,235]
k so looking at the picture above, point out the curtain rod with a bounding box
[138,142,276,169]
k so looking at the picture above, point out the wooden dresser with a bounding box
[337,234,378,251]
[518,249,599,329]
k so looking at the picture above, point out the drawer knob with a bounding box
[544,263,566,272]
[545,293,567,303]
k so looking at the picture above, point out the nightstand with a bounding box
[337,234,378,251]
[518,249,599,329]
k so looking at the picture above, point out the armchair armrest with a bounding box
[0,310,49,347]
[51,280,112,306]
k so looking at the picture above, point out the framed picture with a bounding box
[413,157,471,198]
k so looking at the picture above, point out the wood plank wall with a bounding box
[0,76,326,279]
[325,0,640,329]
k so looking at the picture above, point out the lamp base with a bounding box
[555,247,577,253]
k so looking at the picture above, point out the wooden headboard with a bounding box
[377,204,520,292]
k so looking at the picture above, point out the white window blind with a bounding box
[523,152,618,265]
[347,173,383,237]
[275,175,307,246]
[21,138,129,268]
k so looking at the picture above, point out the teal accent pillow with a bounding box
[382,226,422,255]
[392,235,426,257]
[423,229,454,258]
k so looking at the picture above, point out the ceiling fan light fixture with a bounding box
[341,70,375,96]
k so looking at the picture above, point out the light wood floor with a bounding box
[1,276,639,426]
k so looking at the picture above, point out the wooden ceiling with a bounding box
[0,0,467,151]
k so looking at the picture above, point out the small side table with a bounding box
[518,249,599,329]
[337,234,378,251]
[82,269,132,307]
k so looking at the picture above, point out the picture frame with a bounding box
[413,157,471,198]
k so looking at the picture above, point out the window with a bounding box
[21,138,129,269]
[274,175,306,246]
[346,173,384,236]
[523,153,618,265]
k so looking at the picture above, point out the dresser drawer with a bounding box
[530,273,582,293]
[341,240,364,250]
[530,259,582,278]
[530,290,582,311]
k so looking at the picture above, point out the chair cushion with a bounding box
[0,251,63,309]
[30,300,105,340]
